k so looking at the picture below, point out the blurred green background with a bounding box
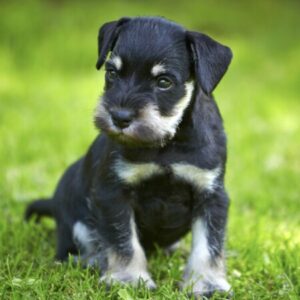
[0,0,299,299]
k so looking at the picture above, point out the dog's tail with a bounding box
[25,198,54,222]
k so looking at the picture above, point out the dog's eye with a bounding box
[157,77,172,90]
[106,69,118,81]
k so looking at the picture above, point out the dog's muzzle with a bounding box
[94,85,194,147]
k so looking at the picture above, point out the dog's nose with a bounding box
[110,109,135,129]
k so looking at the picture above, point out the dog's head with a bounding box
[94,17,232,147]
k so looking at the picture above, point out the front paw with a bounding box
[182,277,231,299]
[100,271,156,289]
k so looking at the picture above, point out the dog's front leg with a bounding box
[91,183,156,289]
[182,188,231,297]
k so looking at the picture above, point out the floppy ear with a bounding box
[187,31,232,94]
[96,18,130,70]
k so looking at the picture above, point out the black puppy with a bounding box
[26,17,232,297]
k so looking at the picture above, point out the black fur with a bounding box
[25,198,53,221]
[187,31,232,94]
[25,17,232,296]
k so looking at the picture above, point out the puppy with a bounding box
[25,17,233,297]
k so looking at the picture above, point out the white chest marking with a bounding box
[171,163,220,191]
[114,158,220,191]
[114,159,163,185]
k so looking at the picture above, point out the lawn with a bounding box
[0,0,299,299]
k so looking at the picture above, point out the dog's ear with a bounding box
[186,31,232,94]
[96,18,130,70]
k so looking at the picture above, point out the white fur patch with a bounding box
[172,163,220,191]
[183,218,230,293]
[139,81,194,141]
[114,158,163,185]
[110,56,122,70]
[94,98,120,133]
[73,221,94,254]
[95,82,194,146]
[125,218,149,274]
[189,219,211,265]
[101,217,155,288]
[114,158,219,190]
[94,98,107,120]
[151,63,166,76]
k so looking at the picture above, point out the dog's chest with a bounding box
[114,158,220,191]
[132,173,193,248]
[114,158,220,248]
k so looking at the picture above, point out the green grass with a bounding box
[0,0,300,299]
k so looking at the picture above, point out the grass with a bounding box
[0,0,300,299]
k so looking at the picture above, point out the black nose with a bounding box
[110,109,135,129]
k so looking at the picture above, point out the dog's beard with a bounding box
[94,104,169,147]
[94,82,194,147]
